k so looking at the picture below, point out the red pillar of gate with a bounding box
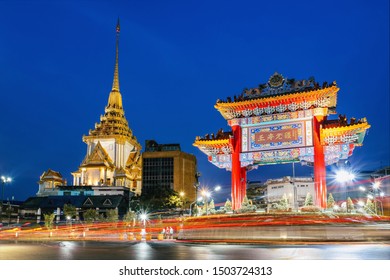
[313,115,327,209]
[240,167,247,202]
[230,124,242,210]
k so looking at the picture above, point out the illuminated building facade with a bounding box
[142,140,197,203]
[37,169,67,196]
[29,22,141,219]
[266,176,315,208]
[194,72,370,210]
[71,20,142,195]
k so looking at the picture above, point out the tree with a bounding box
[166,194,182,209]
[208,199,216,214]
[192,204,200,216]
[63,204,76,219]
[83,209,99,224]
[327,193,335,209]
[346,197,355,212]
[304,193,314,206]
[140,187,181,211]
[242,195,250,208]
[240,195,257,212]
[224,199,232,212]
[106,208,119,223]
[278,193,289,210]
[365,198,376,214]
[123,210,136,227]
[44,213,56,230]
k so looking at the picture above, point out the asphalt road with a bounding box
[0,240,389,260]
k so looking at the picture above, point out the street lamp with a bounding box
[66,215,72,229]
[335,170,355,183]
[198,186,221,215]
[1,176,12,223]
[139,211,149,228]
[140,213,147,227]
[335,169,355,213]
[359,181,385,215]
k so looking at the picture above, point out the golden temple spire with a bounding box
[107,18,123,109]
[85,18,138,142]
[112,17,120,92]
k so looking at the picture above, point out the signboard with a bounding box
[242,120,313,152]
[254,128,299,145]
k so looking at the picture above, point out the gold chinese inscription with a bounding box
[254,128,299,145]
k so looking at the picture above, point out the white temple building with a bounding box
[71,20,142,195]
[38,20,142,197]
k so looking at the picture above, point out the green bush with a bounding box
[300,205,321,212]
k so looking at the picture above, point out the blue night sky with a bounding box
[0,0,388,203]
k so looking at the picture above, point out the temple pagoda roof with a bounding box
[80,141,115,168]
[38,169,64,184]
[83,19,140,148]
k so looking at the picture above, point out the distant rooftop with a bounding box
[144,140,181,152]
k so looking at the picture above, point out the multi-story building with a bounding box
[266,176,315,209]
[246,181,267,209]
[142,140,197,203]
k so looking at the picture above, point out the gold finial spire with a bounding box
[107,18,123,109]
[112,18,120,92]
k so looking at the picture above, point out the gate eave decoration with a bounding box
[194,72,370,210]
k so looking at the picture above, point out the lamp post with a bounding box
[140,213,147,228]
[200,190,211,215]
[189,200,197,216]
[179,191,185,213]
[1,176,12,223]
[292,162,298,211]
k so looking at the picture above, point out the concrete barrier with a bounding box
[178,224,390,242]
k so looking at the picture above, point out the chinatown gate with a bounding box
[194,73,370,210]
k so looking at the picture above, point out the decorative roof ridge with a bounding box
[42,169,63,177]
[195,129,232,141]
[193,139,230,146]
[216,84,338,106]
[321,122,371,133]
[322,116,370,130]
[81,141,114,166]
